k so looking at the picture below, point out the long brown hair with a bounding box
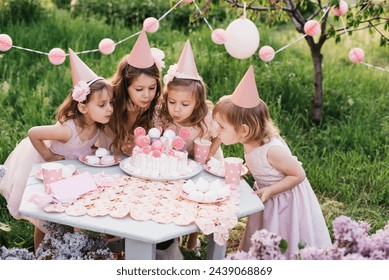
[109,56,162,154]
[56,79,112,130]
[158,78,209,138]
[213,96,279,145]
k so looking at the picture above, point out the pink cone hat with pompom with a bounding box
[231,65,260,108]
[127,29,154,68]
[68,48,101,85]
[176,40,201,81]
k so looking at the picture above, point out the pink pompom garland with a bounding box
[211,29,227,45]
[143,17,159,33]
[349,48,365,64]
[331,0,349,17]
[304,20,321,36]
[0,34,13,52]
[99,38,115,55]
[48,48,66,65]
[258,46,275,62]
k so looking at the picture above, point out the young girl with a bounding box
[212,65,332,258]
[157,40,222,161]
[0,48,113,250]
[100,29,165,156]
[156,40,223,252]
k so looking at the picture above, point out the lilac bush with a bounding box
[227,215,389,260]
[35,222,113,260]
[1,222,113,260]
[226,229,286,260]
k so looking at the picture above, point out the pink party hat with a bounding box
[231,65,260,108]
[68,48,99,85]
[127,29,154,68]
[176,40,201,80]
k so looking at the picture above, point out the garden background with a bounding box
[0,0,388,259]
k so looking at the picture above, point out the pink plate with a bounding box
[180,189,230,204]
[78,155,121,167]
[203,164,248,178]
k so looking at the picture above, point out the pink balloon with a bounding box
[225,17,260,59]
[48,48,66,65]
[211,29,227,45]
[304,20,321,36]
[349,48,365,64]
[143,17,159,33]
[331,0,349,17]
[182,0,194,3]
[98,38,115,55]
[0,34,13,52]
[258,46,275,62]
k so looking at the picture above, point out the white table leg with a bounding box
[124,238,156,260]
[206,234,226,260]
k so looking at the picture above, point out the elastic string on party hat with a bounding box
[87,77,104,86]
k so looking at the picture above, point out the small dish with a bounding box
[78,155,121,167]
[203,164,248,178]
[180,189,230,204]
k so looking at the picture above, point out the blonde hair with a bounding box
[158,78,210,138]
[213,96,279,145]
[56,79,113,130]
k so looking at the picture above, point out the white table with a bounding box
[19,160,264,260]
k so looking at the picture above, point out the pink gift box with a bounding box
[47,172,97,203]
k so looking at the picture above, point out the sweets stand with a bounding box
[19,160,264,260]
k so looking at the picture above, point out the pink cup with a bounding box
[224,157,244,185]
[194,138,212,164]
[41,162,63,192]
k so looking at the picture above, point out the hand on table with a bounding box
[253,186,273,204]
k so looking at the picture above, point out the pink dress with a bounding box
[239,136,331,258]
[0,119,99,231]
[154,110,224,161]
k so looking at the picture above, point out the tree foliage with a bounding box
[217,0,388,122]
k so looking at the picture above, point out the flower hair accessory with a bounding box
[151,48,165,71]
[71,77,103,102]
[72,80,90,102]
[163,64,178,85]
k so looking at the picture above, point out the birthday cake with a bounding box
[122,126,199,178]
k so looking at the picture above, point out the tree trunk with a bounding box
[311,50,323,124]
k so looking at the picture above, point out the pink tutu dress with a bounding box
[0,119,99,231]
[239,136,331,258]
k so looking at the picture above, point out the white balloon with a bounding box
[225,17,260,59]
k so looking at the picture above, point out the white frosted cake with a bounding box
[123,126,198,178]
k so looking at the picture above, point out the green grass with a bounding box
[0,3,388,258]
